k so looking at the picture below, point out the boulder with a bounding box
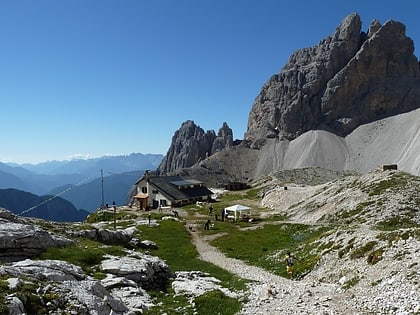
[1,259,130,314]
[100,254,175,290]
[0,259,86,281]
[74,226,136,246]
[0,208,74,261]
[172,271,238,299]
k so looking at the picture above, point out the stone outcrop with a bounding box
[101,254,175,290]
[245,13,420,147]
[72,227,136,246]
[0,208,175,313]
[0,259,130,314]
[0,208,74,261]
[157,120,234,174]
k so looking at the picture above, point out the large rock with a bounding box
[101,253,175,290]
[172,271,238,300]
[245,13,420,146]
[0,259,86,281]
[73,226,136,246]
[0,259,130,314]
[0,255,176,314]
[0,208,74,261]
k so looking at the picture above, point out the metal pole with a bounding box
[113,201,116,230]
[101,169,105,209]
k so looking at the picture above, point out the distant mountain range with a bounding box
[16,153,162,176]
[0,153,163,220]
[0,188,89,222]
[0,153,163,194]
[48,171,143,212]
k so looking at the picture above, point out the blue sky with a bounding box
[1,1,419,164]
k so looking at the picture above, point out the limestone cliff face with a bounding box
[156,13,420,181]
[245,13,420,147]
[157,120,233,174]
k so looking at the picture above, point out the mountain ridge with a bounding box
[0,188,89,222]
[157,13,420,183]
[0,153,162,220]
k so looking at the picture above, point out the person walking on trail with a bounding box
[284,251,300,279]
[204,219,211,230]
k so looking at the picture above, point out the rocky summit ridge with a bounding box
[157,120,234,174]
[245,13,420,144]
[158,13,420,183]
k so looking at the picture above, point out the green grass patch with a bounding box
[138,220,247,290]
[138,219,247,314]
[86,210,137,223]
[376,230,419,245]
[338,238,355,259]
[145,288,241,315]
[209,223,332,279]
[376,216,419,231]
[366,173,408,196]
[350,241,377,259]
[145,289,195,315]
[343,276,360,290]
[0,279,9,315]
[38,238,124,274]
[15,282,46,315]
[194,290,242,315]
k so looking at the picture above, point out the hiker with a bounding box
[148,213,151,225]
[204,219,211,230]
[284,251,300,279]
[208,206,213,216]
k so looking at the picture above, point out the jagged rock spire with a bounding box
[157,120,233,174]
[245,13,420,148]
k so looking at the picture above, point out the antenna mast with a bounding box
[101,169,105,209]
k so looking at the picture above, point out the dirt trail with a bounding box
[187,226,351,314]
[189,228,286,283]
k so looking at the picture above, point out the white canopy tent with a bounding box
[224,204,252,222]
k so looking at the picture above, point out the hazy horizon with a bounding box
[2,152,164,166]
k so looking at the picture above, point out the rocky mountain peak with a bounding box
[157,120,233,174]
[245,13,420,148]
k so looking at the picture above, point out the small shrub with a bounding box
[370,279,383,286]
[366,174,407,196]
[350,241,377,260]
[376,216,418,230]
[338,238,355,258]
[367,248,383,265]
[343,276,360,290]
[0,279,9,315]
[16,283,46,314]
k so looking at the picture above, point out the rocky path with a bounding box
[188,227,352,315]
